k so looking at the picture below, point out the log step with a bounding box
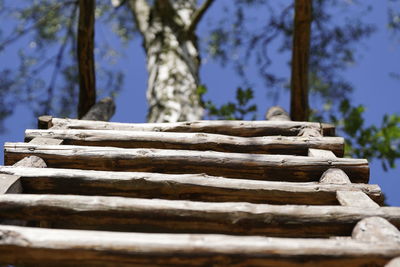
[25,129,344,156]
[0,194,394,237]
[0,166,382,205]
[40,116,336,137]
[4,143,369,183]
[0,225,399,266]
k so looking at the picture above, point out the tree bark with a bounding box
[290,0,312,121]
[25,129,345,156]
[0,166,382,205]
[43,117,337,137]
[4,143,369,183]
[128,0,208,122]
[1,225,400,266]
[77,0,96,118]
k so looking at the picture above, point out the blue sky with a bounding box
[0,0,399,205]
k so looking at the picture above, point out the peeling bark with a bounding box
[128,0,213,122]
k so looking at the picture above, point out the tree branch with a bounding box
[185,0,215,34]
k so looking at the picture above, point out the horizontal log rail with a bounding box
[39,116,336,137]
[0,166,382,205]
[0,225,399,266]
[0,194,396,237]
[4,143,369,182]
[25,129,344,156]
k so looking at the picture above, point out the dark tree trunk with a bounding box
[77,0,96,118]
[290,0,312,121]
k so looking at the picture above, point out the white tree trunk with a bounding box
[128,0,204,122]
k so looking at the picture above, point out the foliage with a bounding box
[205,0,374,107]
[198,86,257,120]
[329,100,400,171]
[0,0,125,131]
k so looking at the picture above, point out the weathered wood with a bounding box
[81,97,116,121]
[265,106,291,121]
[0,225,399,266]
[319,168,351,184]
[352,217,400,244]
[38,115,53,129]
[386,257,400,267]
[299,127,323,137]
[0,194,398,237]
[0,167,383,205]
[25,129,345,156]
[309,148,336,159]
[4,143,369,182]
[47,117,336,136]
[0,174,21,194]
[13,156,47,168]
[337,191,380,208]
[29,137,63,146]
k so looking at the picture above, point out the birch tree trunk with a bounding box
[128,0,213,122]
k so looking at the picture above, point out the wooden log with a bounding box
[337,191,380,208]
[319,168,351,184]
[386,257,400,267]
[265,106,291,121]
[25,129,345,156]
[13,155,47,168]
[299,126,322,137]
[2,156,47,194]
[29,137,63,146]
[0,194,398,237]
[4,143,369,183]
[0,174,21,194]
[318,167,380,208]
[81,97,116,121]
[352,217,400,244]
[309,148,336,159]
[45,117,336,136]
[0,225,399,266]
[38,115,53,129]
[0,167,383,205]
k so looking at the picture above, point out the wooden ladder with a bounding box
[0,112,399,266]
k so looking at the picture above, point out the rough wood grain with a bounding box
[38,115,53,129]
[25,129,345,156]
[337,191,380,208]
[352,217,400,244]
[309,148,336,159]
[0,225,399,266]
[4,143,369,182]
[29,137,63,146]
[0,167,383,205]
[299,126,322,137]
[0,174,21,194]
[81,97,116,121]
[0,194,398,237]
[319,169,351,184]
[13,156,47,168]
[46,117,336,136]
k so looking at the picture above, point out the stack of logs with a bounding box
[0,107,400,266]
